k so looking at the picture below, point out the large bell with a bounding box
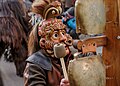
[75,0,106,35]
[68,55,106,86]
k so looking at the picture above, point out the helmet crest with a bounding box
[32,0,62,19]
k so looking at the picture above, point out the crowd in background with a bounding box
[0,0,78,86]
[23,0,79,39]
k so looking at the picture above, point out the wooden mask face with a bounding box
[38,18,73,57]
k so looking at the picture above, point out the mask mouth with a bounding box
[66,39,73,46]
[64,34,73,46]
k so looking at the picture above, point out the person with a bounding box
[0,0,30,77]
[63,0,76,11]
[23,0,73,86]
[28,12,43,26]
[61,7,79,39]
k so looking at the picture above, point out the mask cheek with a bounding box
[39,38,46,48]
[45,41,54,50]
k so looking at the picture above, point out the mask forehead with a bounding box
[38,18,66,37]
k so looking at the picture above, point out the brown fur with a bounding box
[0,0,30,77]
[28,23,40,56]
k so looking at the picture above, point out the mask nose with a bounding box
[59,32,67,42]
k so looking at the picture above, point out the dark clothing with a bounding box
[24,51,73,86]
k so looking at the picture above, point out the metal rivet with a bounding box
[117,36,120,40]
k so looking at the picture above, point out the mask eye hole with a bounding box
[54,33,58,37]
[52,32,59,39]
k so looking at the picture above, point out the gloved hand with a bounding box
[60,78,70,86]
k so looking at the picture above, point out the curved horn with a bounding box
[44,6,62,19]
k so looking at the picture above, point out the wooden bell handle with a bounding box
[60,58,68,80]
[117,0,120,27]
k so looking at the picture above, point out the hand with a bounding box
[60,78,70,86]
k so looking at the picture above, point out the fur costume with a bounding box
[0,0,30,77]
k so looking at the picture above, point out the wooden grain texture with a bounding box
[102,0,120,86]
